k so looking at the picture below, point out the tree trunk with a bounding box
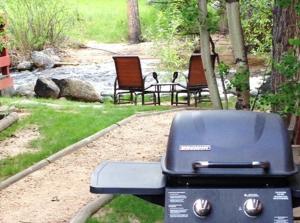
[272,0,299,93]
[272,0,300,143]
[218,1,229,35]
[198,0,223,109]
[225,0,250,110]
[127,0,141,44]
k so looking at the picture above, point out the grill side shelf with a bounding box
[90,161,166,195]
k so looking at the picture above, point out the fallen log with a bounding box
[0,112,19,132]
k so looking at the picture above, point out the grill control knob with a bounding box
[193,199,212,217]
[243,198,263,217]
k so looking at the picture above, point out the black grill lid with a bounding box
[162,110,297,177]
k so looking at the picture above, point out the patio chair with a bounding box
[113,56,159,105]
[171,54,216,106]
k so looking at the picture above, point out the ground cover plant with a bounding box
[0,97,169,180]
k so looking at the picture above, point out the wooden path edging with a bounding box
[70,195,115,223]
[0,108,184,190]
[0,112,19,132]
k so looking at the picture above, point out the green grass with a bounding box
[0,97,169,180]
[69,0,158,43]
[87,195,163,223]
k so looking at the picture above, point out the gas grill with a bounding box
[90,110,300,222]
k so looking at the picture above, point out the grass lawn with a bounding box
[0,97,170,180]
[87,195,164,223]
[69,0,157,42]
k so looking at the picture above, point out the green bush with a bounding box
[2,0,77,54]
[259,52,300,115]
[0,11,7,52]
[240,0,273,54]
[144,0,220,71]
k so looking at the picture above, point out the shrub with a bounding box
[1,0,77,54]
[144,0,220,71]
[0,11,7,52]
[259,52,300,115]
[240,0,273,54]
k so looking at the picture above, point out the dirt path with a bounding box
[63,35,266,73]
[63,41,157,64]
[0,112,177,223]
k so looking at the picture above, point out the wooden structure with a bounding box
[0,48,13,90]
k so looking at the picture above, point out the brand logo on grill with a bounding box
[180,145,211,151]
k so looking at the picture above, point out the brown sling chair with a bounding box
[113,56,159,105]
[171,38,218,106]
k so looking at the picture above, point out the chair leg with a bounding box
[114,90,117,104]
[130,92,133,104]
[187,91,191,106]
[142,93,145,105]
[153,93,157,105]
[157,92,161,105]
[176,92,179,106]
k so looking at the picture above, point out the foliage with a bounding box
[87,195,163,223]
[0,11,7,52]
[218,61,230,78]
[1,0,77,54]
[0,98,169,180]
[146,0,219,38]
[260,53,300,115]
[229,70,250,92]
[240,0,273,54]
[153,38,195,73]
[144,0,220,71]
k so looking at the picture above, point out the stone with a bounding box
[34,78,60,98]
[42,48,60,62]
[31,51,55,69]
[53,78,101,102]
[17,61,33,71]
[15,84,35,97]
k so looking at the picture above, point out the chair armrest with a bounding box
[172,72,178,83]
[172,72,188,83]
[152,72,159,83]
[143,72,159,83]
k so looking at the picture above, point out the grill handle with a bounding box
[192,161,270,170]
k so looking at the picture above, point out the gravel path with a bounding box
[0,112,176,223]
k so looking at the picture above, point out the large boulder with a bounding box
[31,51,55,69]
[34,77,60,98]
[53,78,101,102]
